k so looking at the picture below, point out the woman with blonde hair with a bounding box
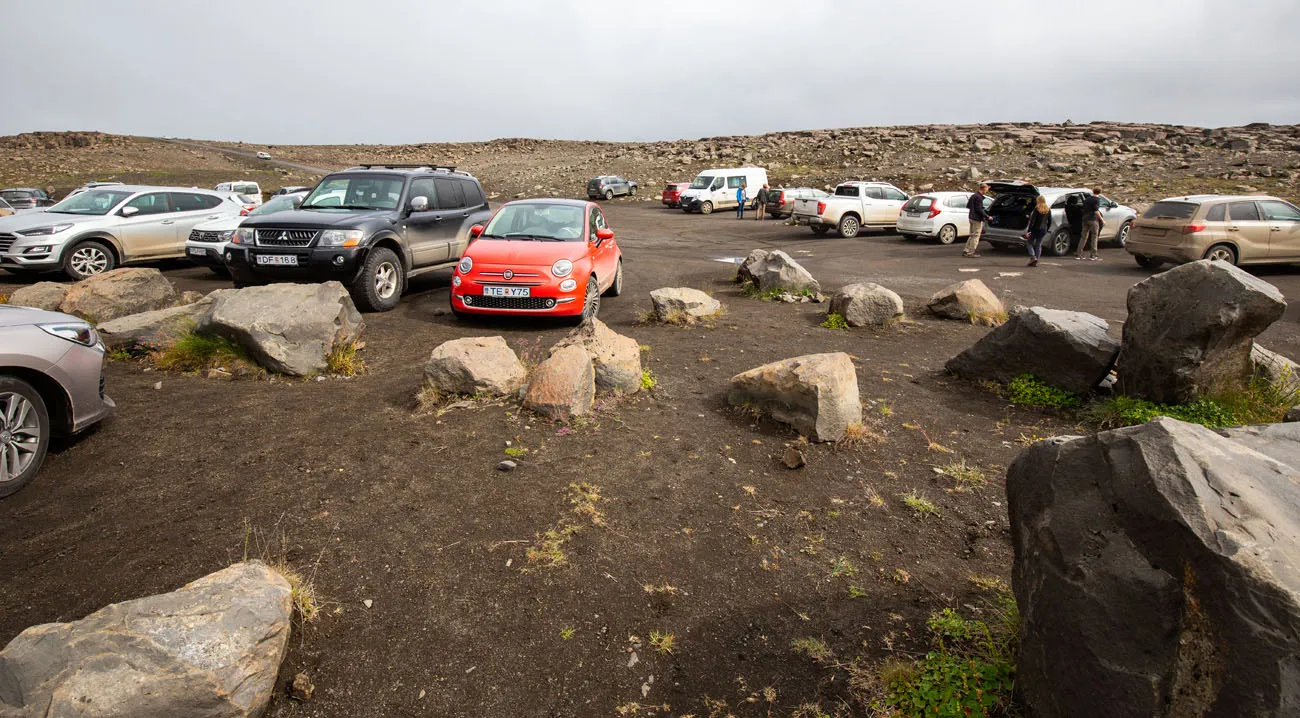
[1025,195,1052,267]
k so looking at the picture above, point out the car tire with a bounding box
[1134,255,1164,270]
[603,259,624,297]
[573,275,600,325]
[1044,228,1072,257]
[1114,221,1132,248]
[0,375,50,498]
[62,240,115,280]
[811,225,830,236]
[838,215,861,239]
[700,201,713,215]
[629,186,637,197]
[349,247,404,312]
[604,189,613,201]
[937,224,958,245]
[1204,243,1238,265]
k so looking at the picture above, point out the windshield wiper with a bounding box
[501,233,561,241]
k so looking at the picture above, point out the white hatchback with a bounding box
[896,192,992,245]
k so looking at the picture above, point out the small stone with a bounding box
[153,381,162,390]
[289,672,314,702]
[783,445,806,469]
[497,460,518,472]
[362,599,373,609]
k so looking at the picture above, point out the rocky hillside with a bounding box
[3,122,1298,206]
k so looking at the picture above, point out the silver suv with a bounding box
[0,186,244,280]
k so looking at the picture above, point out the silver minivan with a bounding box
[0,186,244,280]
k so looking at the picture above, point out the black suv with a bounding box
[226,165,492,311]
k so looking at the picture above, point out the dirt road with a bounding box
[4,204,1299,716]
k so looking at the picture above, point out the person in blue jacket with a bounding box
[736,182,747,219]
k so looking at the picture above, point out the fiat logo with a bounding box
[503,269,514,280]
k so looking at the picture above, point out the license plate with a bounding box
[188,247,206,256]
[483,286,530,298]
[256,254,298,266]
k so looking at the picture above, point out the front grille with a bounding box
[465,295,553,310]
[188,229,222,243]
[0,233,14,252]
[256,229,317,247]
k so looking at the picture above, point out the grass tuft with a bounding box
[152,332,260,375]
[836,422,883,450]
[0,293,8,304]
[1087,378,1298,430]
[325,339,366,376]
[1007,374,1080,409]
[939,459,990,491]
[968,309,1009,327]
[649,629,676,655]
[791,636,834,663]
[821,312,850,330]
[901,491,940,518]
[640,368,658,391]
[524,482,606,570]
[269,561,320,625]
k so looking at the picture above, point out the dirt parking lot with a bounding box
[5,203,1300,716]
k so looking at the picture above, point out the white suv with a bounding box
[185,192,306,275]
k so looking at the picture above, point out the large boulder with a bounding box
[422,336,526,397]
[0,561,291,718]
[728,352,861,442]
[1252,344,1300,396]
[197,282,364,377]
[737,249,820,293]
[1117,260,1286,404]
[59,268,178,323]
[927,279,1005,323]
[828,282,903,326]
[552,318,641,393]
[6,282,69,311]
[1008,419,1300,717]
[649,287,720,322]
[523,344,595,420]
[946,306,1119,395]
[98,291,231,350]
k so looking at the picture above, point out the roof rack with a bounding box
[350,163,468,173]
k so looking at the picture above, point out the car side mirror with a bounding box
[120,206,139,217]
[409,195,429,213]
[290,196,303,208]
[469,224,484,239]
[595,228,614,243]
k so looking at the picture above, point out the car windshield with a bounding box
[689,175,716,190]
[1,190,33,201]
[834,185,860,197]
[1142,201,1198,220]
[301,175,404,210]
[0,198,11,210]
[483,204,585,241]
[46,189,133,215]
[249,195,299,216]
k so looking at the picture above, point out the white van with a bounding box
[214,181,263,206]
[678,167,769,214]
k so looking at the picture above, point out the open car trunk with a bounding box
[987,182,1038,231]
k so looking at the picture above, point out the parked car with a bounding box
[451,198,622,323]
[679,167,770,214]
[67,181,125,199]
[661,182,690,209]
[792,181,909,238]
[0,198,13,218]
[256,151,272,160]
[765,187,828,220]
[185,192,307,275]
[227,165,492,312]
[1125,195,1300,269]
[275,186,311,196]
[0,188,54,212]
[0,305,115,497]
[982,181,1136,255]
[587,176,637,201]
[0,186,245,280]
[896,192,991,244]
[214,181,262,206]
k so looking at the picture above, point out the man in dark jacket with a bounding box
[963,184,991,257]
[1065,194,1084,251]
[1076,187,1103,261]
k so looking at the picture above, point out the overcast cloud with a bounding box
[2,0,1298,144]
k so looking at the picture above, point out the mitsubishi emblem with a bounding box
[278,231,289,241]
[503,269,514,280]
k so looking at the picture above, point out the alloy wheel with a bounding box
[1052,230,1071,255]
[1117,223,1131,247]
[0,392,40,485]
[70,246,109,276]
[375,262,399,299]
[1206,246,1237,264]
[938,224,957,244]
[583,278,600,319]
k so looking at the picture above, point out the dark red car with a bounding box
[661,182,690,209]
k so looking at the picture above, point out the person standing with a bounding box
[1064,194,1083,253]
[754,184,770,221]
[1025,195,1051,267]
[736,182,747,219]
[963,183,991,257]
[1076,187,1102,261]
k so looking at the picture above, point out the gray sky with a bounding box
[3,0,1298,144]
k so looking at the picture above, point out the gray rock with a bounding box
[828,282,903,327]
[649,287,721,322]
[497,460,517,472]
[1117,260,1286,404]
[946,306,1119,395]
[523,344,595,420]
[0,561,291,718]
[6,282,69,311]
[552,317,641,393]
[197,282,364,377]
[423,336,526,397]
[1252,344,1300,396]
[927,279,1005,323]
[59,268,177,323]
[98,292,230,350]
[737,249,820,293]
[728,352,861,442]
[1008,418,1300,718]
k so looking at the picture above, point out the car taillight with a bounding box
[778,191,786,204]
[817,201,826,215]
[1181,222,1207,234]
[240,208,250,216]
[928,204,941,219]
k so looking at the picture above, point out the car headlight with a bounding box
[40,322,99,347]
[233,228,256,245]
[320,229,363,247]
[17,224,73,236]
[458,256,473,274]
[551,259,573,278]
[218,230,235,242]
[559,279,577,292]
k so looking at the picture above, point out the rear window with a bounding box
[1142,201,1198,220]
[1206,204,1226,221]
[834,185,859,198]
[1,190,33,200]
[903,197,934,211]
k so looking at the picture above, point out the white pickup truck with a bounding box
[792,181,910,238]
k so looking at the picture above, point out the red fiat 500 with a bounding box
[450,199,623,322]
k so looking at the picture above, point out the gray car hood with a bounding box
[0,210,112,233]
[0,304,82,328]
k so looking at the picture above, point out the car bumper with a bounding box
[1125,240,1200,264]
[225,245,365,279]
[982,226,1029,245]
[184,241,230,267]
[65,341,116,434]
[793,214,833,227]
[451,272,585,316]
[896,216,939,236]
